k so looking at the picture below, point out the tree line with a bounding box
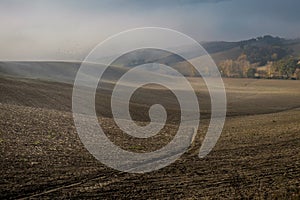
[219,55,300,79]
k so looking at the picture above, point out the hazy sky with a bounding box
[0,0,300,60]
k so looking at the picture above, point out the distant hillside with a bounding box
[0,61,130,85]
[203,35,300,65]
[202,35,300,79]
[0,35,299,81]
[202,41,240,56]
[0,61,80,83]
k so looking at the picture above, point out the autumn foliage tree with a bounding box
[219,54,251,78]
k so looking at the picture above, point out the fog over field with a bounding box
[0,0,300,199]
[1,0,300,61]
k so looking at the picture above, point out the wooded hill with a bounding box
[205,35,300,79]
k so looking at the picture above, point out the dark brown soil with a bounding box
[0,76,300,199]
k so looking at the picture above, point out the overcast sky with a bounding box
[0,0,300,60]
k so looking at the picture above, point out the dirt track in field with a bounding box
[0,76,300,199]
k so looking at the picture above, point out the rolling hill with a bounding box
[0,35,299,81]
